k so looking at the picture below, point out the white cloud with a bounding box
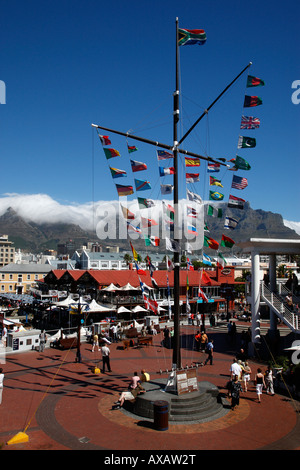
[283,219,300,236]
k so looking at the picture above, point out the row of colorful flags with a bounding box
[199,72,265,263]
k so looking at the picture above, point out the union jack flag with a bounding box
[240,115,260,129]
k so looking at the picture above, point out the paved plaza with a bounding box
[0,324,299,453]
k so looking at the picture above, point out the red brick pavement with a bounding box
[0,326,299,452]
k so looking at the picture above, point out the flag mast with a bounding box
[172,17,181,369]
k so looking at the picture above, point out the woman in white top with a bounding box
[0,368,4,405]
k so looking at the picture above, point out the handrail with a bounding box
[260,282,299,333]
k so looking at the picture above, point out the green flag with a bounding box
[235,156,251,171]
[238,136,256,148]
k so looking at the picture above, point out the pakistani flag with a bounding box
[238,136,256,148]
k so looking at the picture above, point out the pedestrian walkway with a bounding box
[0,326,299,451]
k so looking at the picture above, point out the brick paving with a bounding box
[0,325,299,451]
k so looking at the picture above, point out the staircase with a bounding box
[260,281,300,334]
[169,388,227,423]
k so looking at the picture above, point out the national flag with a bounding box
[144,235,160,247]
[207,205,223,218]
[187,189,202,204]
[127,144,138,153]
[130,160,147,172]
[228,194,245,209]
[98,134,111,146]
[166,237,180,253]
[186,172,199,183]
[238,136,256,148]
[103,148,120,159]
[224,216,238,230]
[115,184,134,196]
[186,258,194,271]
[109,167,127,178]
[137,197,155,209]
[127,222,142,233]
[178,28,207,46]
[204,223,209,232]
[204,235,219,250]
[141,217,158,228]
[164,219,174,232]
[198,286,209,302]
[120,204,135,220]
[209,190,224,201]
[247,75,265,87]
[244,95,263,107]
[166,255,174,271]
[217,251,227,268]
[231,175,248,190]
[130,242,139,262]
[163,201,175,220]
[209,176,223,187]
[201,270,213,286]
[221,234,235,248]
[159,166,175,176]
[202,253,212,266]
[185,157,200,167]
[187,225,198,236]
[157,150,173,160]
[234,156,251,171]
[161,184,174,195]
[135,262,147,276]
[240,115,260,129]
[135,179,151,191]
[187,206,197,218]
[207,163,220,172]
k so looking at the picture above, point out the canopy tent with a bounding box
[117,306,132,314]
[53,295,74,307]
[131,305,149,313]
[119,282,140,291]
[87,299,115,313]
[101,283,121,292]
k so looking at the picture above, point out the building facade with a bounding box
[0,263,53,294]
[0,235,15,268]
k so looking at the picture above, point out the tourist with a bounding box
[241,361,252,392]
[0,368,4,405]
[129,372,141,390]
[111,324,118,342]
[163,325,170,348]
[229,374,243,411]
[194,331,201,351]
[39,330,47,352]
[254,368,266,403]
[265,365,275,395]
[203,339,214,365]
[92,333,99,352]
[230,358,242,380]
[200,331,208,352]
[101,343,111,373]
[114,383,145,409]
[140,369,150,382]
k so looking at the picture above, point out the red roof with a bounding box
[47,269,219,288]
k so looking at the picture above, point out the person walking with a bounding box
[230,358,242,380]
[0,368,4,405]
[101,343,111,373]
[241,361,252,392]
[229,374,243,411]
[265,365,275,395]
[204,339,214,365]
[92,333,100,352]
[39,330,46,352]
[255,368,266,403]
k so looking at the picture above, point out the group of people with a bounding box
[114,369,150,409]
[228,353,275,411]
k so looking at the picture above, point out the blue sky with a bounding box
[0,0,299,231]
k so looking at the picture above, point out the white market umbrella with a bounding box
[132,305,148,313]
[102,283,120,292]
[88,299,115,313]
[119,283,140,291]
[117,306,132,314]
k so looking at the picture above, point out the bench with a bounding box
[137,336,153,347]
[122,339,135,350]
[50,337,78,350]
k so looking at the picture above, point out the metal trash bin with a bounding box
[153,400,169,431]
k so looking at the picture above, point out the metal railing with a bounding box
[260,282,299,333]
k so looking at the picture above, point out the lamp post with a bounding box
[76,287,85,363]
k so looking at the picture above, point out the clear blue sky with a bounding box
[0,0,299,228]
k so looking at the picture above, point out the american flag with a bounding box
[240,115,260,129]
[231,175,248,190]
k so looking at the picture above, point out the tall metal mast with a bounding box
[172,17,181,369]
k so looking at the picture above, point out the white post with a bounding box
[251,251,261,346]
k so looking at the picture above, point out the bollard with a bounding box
[153,400,169,431]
